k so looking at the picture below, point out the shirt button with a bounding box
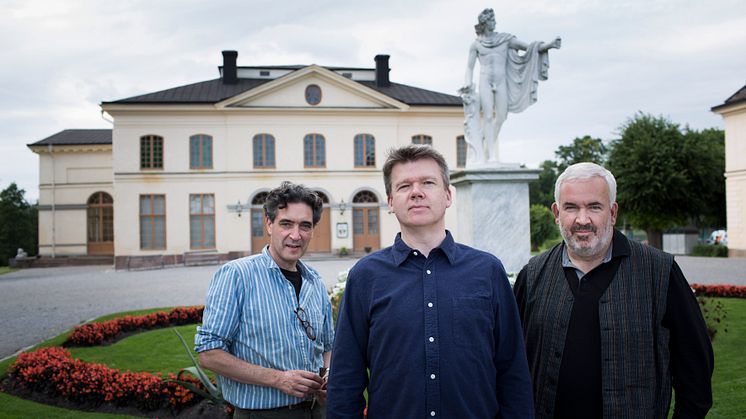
[429,337,435,343]
[427,302,433,308]
[430,374,436,379]
[413,251,418,256]
[426,269,432,274]
[430,411,436,416]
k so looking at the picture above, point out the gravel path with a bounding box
[0,259,357,360]
[1,254,743,360]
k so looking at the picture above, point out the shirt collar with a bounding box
[392,230,458,266]
[260,245,312,278]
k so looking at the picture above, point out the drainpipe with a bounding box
[48,143,56,258]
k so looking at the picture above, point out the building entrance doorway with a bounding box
[87,192,114,255]
[352,190,380,252]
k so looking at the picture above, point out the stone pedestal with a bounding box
[450,167,539,274]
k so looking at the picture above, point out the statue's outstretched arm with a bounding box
[510,36,562,52]
[539,36,562,52]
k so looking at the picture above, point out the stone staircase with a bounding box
[183,250,220,267]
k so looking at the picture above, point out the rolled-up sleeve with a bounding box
[195,263,242,353]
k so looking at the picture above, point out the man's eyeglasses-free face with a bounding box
[294,307,316,341]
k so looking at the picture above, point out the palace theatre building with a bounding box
[29,51,466,268]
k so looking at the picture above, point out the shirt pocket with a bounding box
[452,296,494,349]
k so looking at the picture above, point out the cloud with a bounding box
[1,0,744,198]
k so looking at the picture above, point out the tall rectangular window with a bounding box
[253,134,275,168]
[190,194,215,249]
[190,134,213,169]
[140,135,164,169]
[140,194,166,249]
[304,134,326,167]
[411,134,432,145]
[354,134,376,167]
[456,135,467,168]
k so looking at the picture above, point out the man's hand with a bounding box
[275,370,323,398]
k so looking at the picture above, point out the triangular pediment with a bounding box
[216,65,408,110]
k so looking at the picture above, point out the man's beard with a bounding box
[559,220,613,258]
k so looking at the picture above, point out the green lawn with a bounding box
[0,266,17,275]
[1,302,745,417]
[69,324,200,375]
[707,297,746,418]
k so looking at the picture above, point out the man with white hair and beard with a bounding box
[514,162,713,419]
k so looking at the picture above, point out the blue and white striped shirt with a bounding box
[195,247,334,409]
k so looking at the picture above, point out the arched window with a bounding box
[140,135,163,169]
[354,134,376,167]
[190,134,213,169]
[411,134,432,145]
[304,134,326,167]
[253,134,275,168]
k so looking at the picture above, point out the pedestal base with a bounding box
[450,167,539,273]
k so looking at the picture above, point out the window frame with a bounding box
[139,194,166,250]
[189,193,216,250]
[456,135,467,168]
[140,135,164,170]
[354,134,376,167]
[411,134,433,146]
[253,133,276,169]
[303,133,326,168]
[190,134,213,169]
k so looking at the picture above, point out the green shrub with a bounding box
[692,244,728,257]
[530,205,557,251]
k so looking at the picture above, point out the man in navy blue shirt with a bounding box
[327,145,534,418]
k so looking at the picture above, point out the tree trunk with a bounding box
[646,229,663,249]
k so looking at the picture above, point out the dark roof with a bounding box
[360,81,461,106]
[711,83,746,111]
[106,78,271,104]
[104,70,462,107]
[28,129,112,147]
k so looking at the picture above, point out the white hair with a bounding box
[554,162,617,205]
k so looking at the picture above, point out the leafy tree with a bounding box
[555,135,608,172]
[0,183,37,265]
[606,113,725,249]
[530,204,557,251]
[530,136,609,208]
[681,127,726,228]
[529,160,558,208]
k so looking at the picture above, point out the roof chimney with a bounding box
[222,50,238,84]
[374,54,390,87]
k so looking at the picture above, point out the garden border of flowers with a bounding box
[691,284,746,299]
[4,306,213,414]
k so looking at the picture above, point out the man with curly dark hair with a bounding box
[196,181,334,419]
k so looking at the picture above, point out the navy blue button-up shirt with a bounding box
[328,232,534,418]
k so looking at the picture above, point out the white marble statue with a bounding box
[460,8,561,165]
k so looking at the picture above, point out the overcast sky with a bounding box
[2,0,745,202]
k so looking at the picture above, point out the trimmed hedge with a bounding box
[692,284,746,299]
[692,244,728,257]
[8,347,199,410]
[67,306,203,346]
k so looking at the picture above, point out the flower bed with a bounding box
[691,284,746,299]
[7,346,200,411]
[66,306,204,346]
